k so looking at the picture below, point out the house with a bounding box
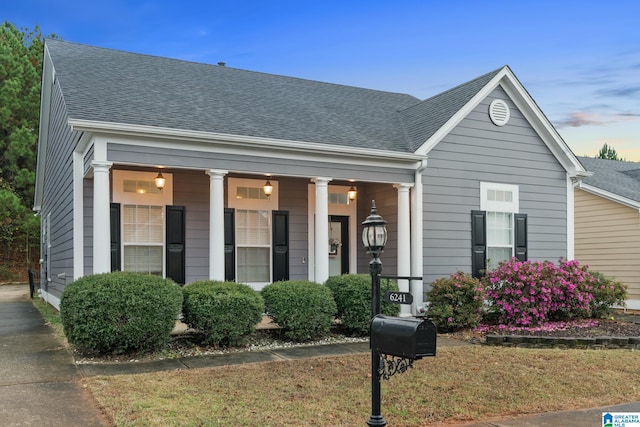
[34,39,587,313]
[575,157,640,310]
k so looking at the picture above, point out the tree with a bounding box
[0,22,55,279]
[0,21,48,206]
[596,143,625,161]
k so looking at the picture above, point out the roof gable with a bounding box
[409,65,585,177]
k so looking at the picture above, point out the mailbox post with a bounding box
[362,200,388,427]
[362,202,438,426]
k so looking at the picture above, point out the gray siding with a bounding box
[173,170,210,283]
[83,145,94,175]
[356,183,399,276]
[107,143,414,184]
[41,74,82,300]
[83,179,93,275]
[278,178,309,280]
[422,87,567,286]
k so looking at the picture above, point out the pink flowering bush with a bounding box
[426,272,484,332]
[483,258,595,326]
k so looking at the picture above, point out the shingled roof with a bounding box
[45,39,507,154]
[398,67,503,152]
[578,156,640,203]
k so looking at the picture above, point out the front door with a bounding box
[329,216,349,276]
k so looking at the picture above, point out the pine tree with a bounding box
[0,22,55,279]
[0,21,48,206]
[596,143,625,161]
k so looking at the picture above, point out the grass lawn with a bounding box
[84,346,640,426]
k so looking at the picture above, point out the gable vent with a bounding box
[489,99,510,126]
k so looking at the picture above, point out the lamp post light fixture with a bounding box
[362,200,388,427]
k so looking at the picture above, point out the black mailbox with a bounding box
[370,315,437,360]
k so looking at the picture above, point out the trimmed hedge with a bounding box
[60,272,183,355]
[181,281,264,346]
[325,274,400,336]
[261,280,337,341]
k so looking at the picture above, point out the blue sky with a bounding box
[5,1,640,160]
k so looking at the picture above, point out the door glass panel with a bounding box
[329,221,342,277]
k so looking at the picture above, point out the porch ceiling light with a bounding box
[154,172,166,190]
[263,180,273,196]
[362,200,387,259]
[348,185,357,201]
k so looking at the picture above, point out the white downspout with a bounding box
[411,159,428,314]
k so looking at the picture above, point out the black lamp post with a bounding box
[362,200,388,427]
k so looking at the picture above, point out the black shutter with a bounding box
[514,213,528,262]
[166,206,186,284]
[471,210,487,278]
[272,210,289,282]
[110,203,121,272]
[224,208,235,282]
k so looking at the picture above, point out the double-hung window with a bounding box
[236,209,271,282]
[229,178,278,287]
[112,170,173,277]
[123,205,164,275]
[472,183,527,278]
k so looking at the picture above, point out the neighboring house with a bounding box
[575,157,640,310]
[34,39,587,312]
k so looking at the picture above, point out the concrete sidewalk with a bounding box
[1,282,638,426]
[0,283,108,426]
[464,402,640,426]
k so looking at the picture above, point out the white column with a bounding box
[313,177,332,284]
[208,169,228,280]
[73,152,84,280]
[92,160,112,274]
[411,160,427,315]
[395,183,413,317]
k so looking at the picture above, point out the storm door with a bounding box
[328,215,349,276]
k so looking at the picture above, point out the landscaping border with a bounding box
[485,334,640,349]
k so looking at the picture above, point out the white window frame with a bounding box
[228,178,279,288]
[480,182,519,267]
[112,170,173,276]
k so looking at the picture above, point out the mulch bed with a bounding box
[444,317,640,345]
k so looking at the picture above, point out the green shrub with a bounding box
[261,280,337,341]
[588,271,627,318]
[60,272,183,355]
[325,274,400,336]
[181,281,264,346]
[426,272,484,332]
